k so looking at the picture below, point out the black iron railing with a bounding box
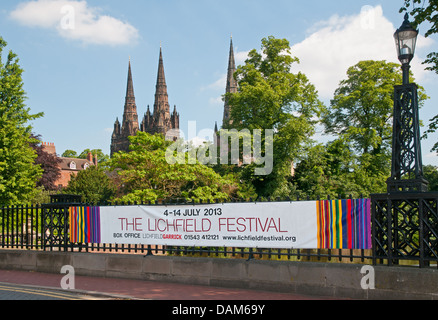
[372,192,438,268]
[1,195,437,268]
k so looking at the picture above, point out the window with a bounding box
[70,161,76,170]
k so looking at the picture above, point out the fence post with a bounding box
[42,194,82,252]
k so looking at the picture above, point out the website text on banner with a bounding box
[69,199,371,250]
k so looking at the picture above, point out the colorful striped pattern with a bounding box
[69,206,101,243]
[316,199,371,249]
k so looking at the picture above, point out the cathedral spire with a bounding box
[111,60,139,157]
[121,59,139,138]
[125,59,136,106]
[152,46,171,135]
[223,36,237,127]
[155,47,168,103]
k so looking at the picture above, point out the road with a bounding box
[0,283,112,300]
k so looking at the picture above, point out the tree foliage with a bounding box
[226,36,323,197]
[0,37,43,205]
[109,132,251,203]
[401,0,438,74]
[423,165,438,191]
[292,60,428,198]
[323,60,427,171]
[292,139,388,199]
[66,166,115,204]
[30,134,61,191]
[401,1,438,156]
[62,150,78,158]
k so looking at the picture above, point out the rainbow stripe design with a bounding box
[69,206,101,243]
[316,199,371,249]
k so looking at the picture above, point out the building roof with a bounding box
[59,157,94,172]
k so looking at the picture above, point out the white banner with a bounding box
[98,202,318,249]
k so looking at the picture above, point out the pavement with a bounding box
[0,269,333,301]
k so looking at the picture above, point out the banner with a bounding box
[69,199,371,249]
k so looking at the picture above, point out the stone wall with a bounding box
[0,250,437,300]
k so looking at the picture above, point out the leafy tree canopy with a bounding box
[66,166,115,205]
[323,60,427,173]
[0,36,43,205]
[401,0,438,74]
[226,36,324,197]
[30,134,61,191]
[109,132,254,203]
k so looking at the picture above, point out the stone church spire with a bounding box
[111,47,181,157]
[223,36,238,127]
[153,47,170,126]
[143,46,179,139]
[122,60,139,137]
[111,59,139,157]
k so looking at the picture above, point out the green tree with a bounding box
[226,36,323,197]
[401,0,438,74]
[66,166,115,204]
[423,164,438,191]
[292,138,389,199]
[402,2,438,155]
[61,150,78,158]
[323,60,427,174]
[0,37,43,206]
[78,149,109,168]
[291,60,428,198]
[30,134,61,191]
[109,132,250,203]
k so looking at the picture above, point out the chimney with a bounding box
[42,142,56,155]
[87,152,93,163]
[94,154,98,167]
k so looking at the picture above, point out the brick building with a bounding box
[42,142,97,188]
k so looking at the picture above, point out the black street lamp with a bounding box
[394,13,419,85]
[387,13,428,193]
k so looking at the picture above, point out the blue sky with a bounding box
[1,0,438,165]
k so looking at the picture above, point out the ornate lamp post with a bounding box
[387,13,428,193]
[372,14,437,269]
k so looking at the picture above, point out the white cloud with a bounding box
[235,50,250,65]
[290,5,434,100]
[10,0,139,46]
[205,74,227,91]
[209,96,223,106]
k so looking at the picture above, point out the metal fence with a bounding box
[1,194,437,268]
[372,192,438,268]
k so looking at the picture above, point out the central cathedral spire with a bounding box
[111,45,183,157]
[154,47,170,118]
[141,46,179,139]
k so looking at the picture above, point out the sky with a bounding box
[1,0,438,165]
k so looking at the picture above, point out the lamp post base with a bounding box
[386,177,429,193]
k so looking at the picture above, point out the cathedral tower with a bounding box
[141,47,180,140]
[111,47,181,157]
[222,37,238,127]
[111,60,139,157]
